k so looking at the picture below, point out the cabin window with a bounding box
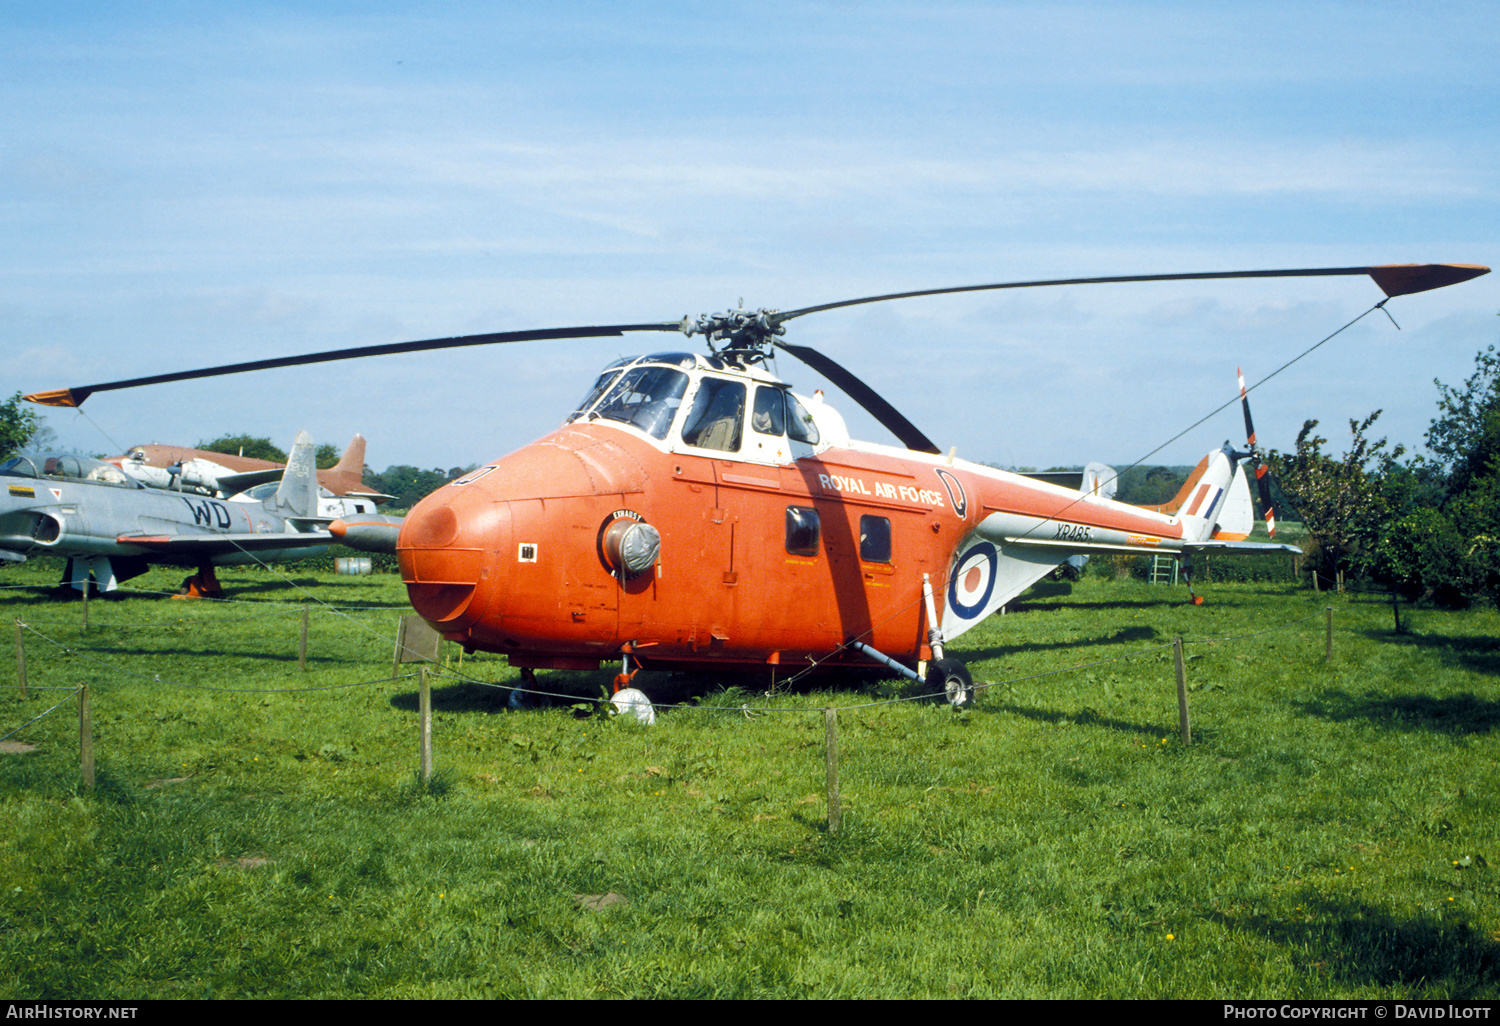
[786,393,820,445]
[785,506,820,556]
[859,515,892,563]
[592,366,689,440]
[750,386,786,436]
[681,378,746,452]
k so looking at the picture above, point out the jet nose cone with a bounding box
[330,514,403,553]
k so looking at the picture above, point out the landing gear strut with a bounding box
[848,639,974,708]
[610,653,655,724]
[925,658,975,708]
[174,563,223,600]
[1182,554,1205,606]
[509,667,538,709]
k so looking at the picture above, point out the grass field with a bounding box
[2,555,1498,999]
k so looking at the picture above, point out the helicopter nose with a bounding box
[398,483,504,630]
[398,428,647,638]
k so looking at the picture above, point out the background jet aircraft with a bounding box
[106,433,392,504]
[0,431,398,597]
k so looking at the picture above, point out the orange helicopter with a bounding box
[26,263,1490,707]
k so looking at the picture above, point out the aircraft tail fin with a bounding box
[320,433,385,500]
[1166,447,1242,543]
[330,434,366,478]
[1079,461,1118,500]
[272,431,319,520]
[1140,453,1212,517]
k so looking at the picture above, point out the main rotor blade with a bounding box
[775,263,1490,323]
[776,342,941,454]
[24,321,683,407]
[26,261,1488,411]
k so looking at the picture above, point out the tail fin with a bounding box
[1210,464,1256,540]
[320,433,381,499]
[1080,461,1118,499]
[330,434,366,478]
[1146,447,1243,542]
[271,431,319,519]
[1170,450,1242,546]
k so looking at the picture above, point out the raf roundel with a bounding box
[947,542,998,620]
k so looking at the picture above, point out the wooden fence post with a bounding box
[1173,636,1191,745]
[78,683,93,791]
[824,707,841,836]
[419,666,433,787]
[14,620,26,700]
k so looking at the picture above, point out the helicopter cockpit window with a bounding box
[785,506,820,557]
[751,386,786,436]
[786,394,820,445]
[591,366,689,440]
[570,369,623,421]
[642,352,699,369]
[680,377,746,453]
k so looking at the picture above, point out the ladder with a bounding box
[1149,554,1179,586]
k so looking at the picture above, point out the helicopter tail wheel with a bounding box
[924,658,975,708]
[610,687,656,725]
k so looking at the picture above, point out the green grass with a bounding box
[2,558,1498,998]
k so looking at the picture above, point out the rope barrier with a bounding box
[14,619,413,694]
[1,685,81,744]
[420,598,1332,716]
[5,557,1354,718]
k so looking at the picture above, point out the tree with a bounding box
[1268,412,1404,585]
[192,434,341,468]
[364,464,477,510]
[1113,464,1191,507]
[0,392,44,459]
[1370,507,1470,605]
[1369,341,1500,605]
[1426,343,1500,489]
[196,435,288,463]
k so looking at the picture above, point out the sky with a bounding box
[4,1,1498,476]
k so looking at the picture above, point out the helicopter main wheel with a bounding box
[922,658,975,708]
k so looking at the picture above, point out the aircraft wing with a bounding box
[117,532,332,555]
[997,535,1177,557]
[989,535,1300,557]
[213,469,285,496]
[1181,540,1302,555]
[342,489,398,505]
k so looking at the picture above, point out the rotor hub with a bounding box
[679,307,785,364]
